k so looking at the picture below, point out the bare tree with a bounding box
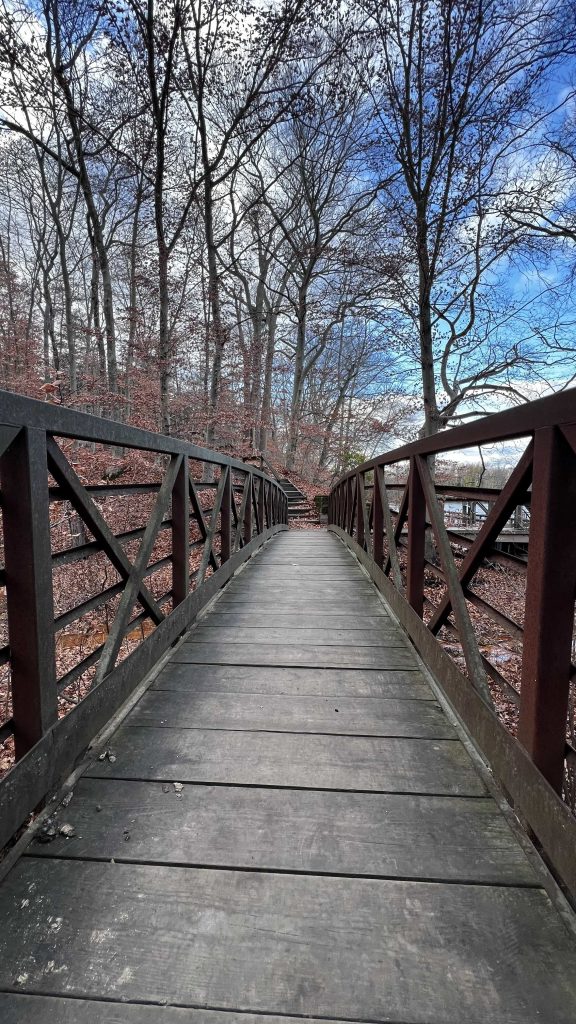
[357,0,576,435]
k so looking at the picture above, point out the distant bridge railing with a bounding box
[329,389,576,899]
[0,390,288,849]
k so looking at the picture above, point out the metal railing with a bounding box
[0,390,288,848]
[329,388,576,900]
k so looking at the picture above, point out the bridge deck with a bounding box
[1,531,576,1023]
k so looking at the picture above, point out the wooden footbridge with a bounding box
[0,389,576,1022]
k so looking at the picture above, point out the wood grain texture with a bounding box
[30,778,536,885]
[238,569,365,579]
[171,643,417,669]
[85,725,485,794]
[186,626,406,647]
[1,860,575,1022]
[254,557,353,564]
[0,996,352,1024]
[213,598,387,613]
[202,613,389,628]
[129,690,454,737]
[224,583,376,596]
[152,664,429,698]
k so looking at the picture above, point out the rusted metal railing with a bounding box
[329,388,576,899]
[0,390,288,849]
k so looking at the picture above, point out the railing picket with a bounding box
[378,467,403,589]
[257,476,265,534]
[406,456,426,617]
[428,443,534,635]
[172,454,190,605]
[244,473,254,543]
[47,439,165,624]
[518,427,576,793]
[0,427,58,758]
[416,455,492,705]
[189,476,219,574]
[372,467,384,567]
[93,454,182,684]
[383,481,409,579]
[220,466,232,565]
[357,472,365,550]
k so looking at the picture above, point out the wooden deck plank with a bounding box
[129,690,454,737]
[213,598,387,612]
[0,996,353,1024]
[201,612,389,628]
[85,726,485,794]
[152,664,430,698]
[253,556,353,564]
[238,569,365,579]
[225,582,376,595]
[187,626,407,647]
[172,643,417,669]
[29,778,536,885]
[1,860,575,1023]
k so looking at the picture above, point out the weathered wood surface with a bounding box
[0,997,354,1024]
[85,726,481,792]
[31,778,536,885]
[201,611,388,627]
[172,643,417,668]
[186,625,406,645]
[129,690,455,736]
[2,861,576,1023]
[152,664,430,698]
[1,529,575,1024]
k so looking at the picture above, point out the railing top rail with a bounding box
[336,386,576,483]
[0,388,275,479]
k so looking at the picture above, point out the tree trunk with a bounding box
[58,233,76,394]
[41,268,57,379]
[258,305,278,453]
[53,66,117,393]
[416,208,440,437]
[158,240,171,433]
[204,176,226,450]
[285,285,307,470]
[88,227,107,383]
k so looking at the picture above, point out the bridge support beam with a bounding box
[407,456,426,618]
[172,455,190,605]
[0,428,58,758]
[518,426,576,793]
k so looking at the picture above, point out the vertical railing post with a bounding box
[346,476,354,535]
[220,465,232,564]
[0,427,58,758]
[172,454,189,605]
[373,465,384,568]
[517,427,576,793]
[257,475,265,535]
[243,472,253,543]
[407,455,426,617]
[357,471,365,549]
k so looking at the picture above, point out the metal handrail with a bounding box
[0,391,288,849]
[329,387,576,901]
